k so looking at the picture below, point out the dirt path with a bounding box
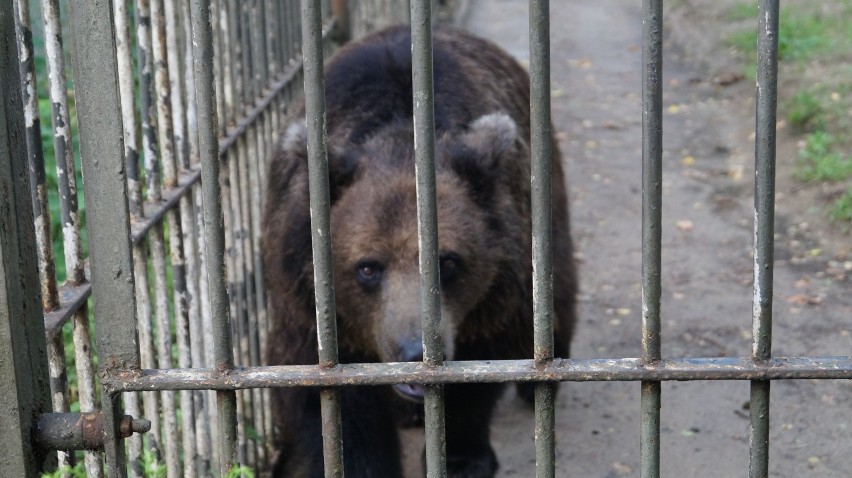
[458,1,852,477]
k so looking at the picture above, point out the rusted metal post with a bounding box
[410,1,448,476]
[749,1,779,477]
[301,0,345,476]
[529,1,557,477]
[1,3,53,474]
[67,0,141,476]
[641,1,663,477]
[189,0,239,474]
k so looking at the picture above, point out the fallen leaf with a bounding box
[681,155,696,166]
[676,220,694,232]
[667,104,681,114]
[713,71,744,86]
[612,462,633,475]
[616,308,631,316]
[784,294,822,306]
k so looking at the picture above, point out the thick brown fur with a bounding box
[263,25,576,478]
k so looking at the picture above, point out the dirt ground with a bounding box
[404,0,852,477]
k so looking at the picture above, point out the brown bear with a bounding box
[263,25,576,478]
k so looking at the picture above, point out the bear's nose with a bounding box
[397,340,423,363]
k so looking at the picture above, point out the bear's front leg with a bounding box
[272,386,403,478]
[440,382,504,478]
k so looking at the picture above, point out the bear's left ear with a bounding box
[449,112,517,189]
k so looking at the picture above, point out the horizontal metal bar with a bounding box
[106,356,852,392]
[43,281,92,337]
[217,15,334,154]
[218,64,301,155]
[129,166,201,244]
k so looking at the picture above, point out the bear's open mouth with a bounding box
[393,383,425,402]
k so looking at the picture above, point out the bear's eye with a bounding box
[439,253,462,284]
[355,260,383,289]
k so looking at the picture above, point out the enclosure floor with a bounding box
[401,0,852,477]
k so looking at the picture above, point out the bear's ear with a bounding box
[281,120,359,202]
[449,113,517,195]
[282,120,308,153]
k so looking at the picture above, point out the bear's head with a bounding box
[282,113,522,401]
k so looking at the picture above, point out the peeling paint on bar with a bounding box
[106,356,852,392]
[641,1,663,477]
[750,2,779,477]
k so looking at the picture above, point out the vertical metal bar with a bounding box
[223,1,250,466]
[410,2,447,477]
[14,1,70,471]
[245,6,268,464]
[0,8,52,468]
[301,1,344,477]
[162,1,202,475]
[529,1,557,477]
[203,0,223,469]
[67,1,140,476]
[41,2,104,475]
[132,1,166,467]
[640,1,663,478]
[178,3,212,470]
[40,0,82,285]
[190,1,239,474]
[750,1,779,477]
[0,18,52,470]
[148,0,184,475]
[116,0,143,219]
[14,0,58,313]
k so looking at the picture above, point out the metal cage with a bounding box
[2,1,851,477]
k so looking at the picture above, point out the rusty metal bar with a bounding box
[176,2,212,468]
[641,1,663,477]
[301,1,344,476]
[148,0,183,474]
[67,0,141,475]
[190,0,239,474]
[0,6,53,471]
[14,0,58,313]
[40,0,84,287]
[411,1,447,477]
[13,2,70,471]
[39,5,101,474]
[750,1,780,477]
[408,1,447,475]
[105,356,852,392]
[33,412,151,452]
[126,1,163,451]
[529,1,557,476]
[222,0,250,466]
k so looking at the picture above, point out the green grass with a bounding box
[796,131,852,182]
[727,2,758,21]
[724,1,852,225]
[785,90,824,132]
[726,2,852,63]
[830,189,852,222]
[41,463,86,478]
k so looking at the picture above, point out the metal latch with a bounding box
[34,412,150,451]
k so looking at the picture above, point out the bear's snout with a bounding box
[393,339,426,402]
[397,339,424,363]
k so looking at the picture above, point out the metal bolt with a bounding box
[118,414,152,438]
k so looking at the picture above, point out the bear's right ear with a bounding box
[282,120,309,153]
[282,120,359,202]
[449,113,517,197]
